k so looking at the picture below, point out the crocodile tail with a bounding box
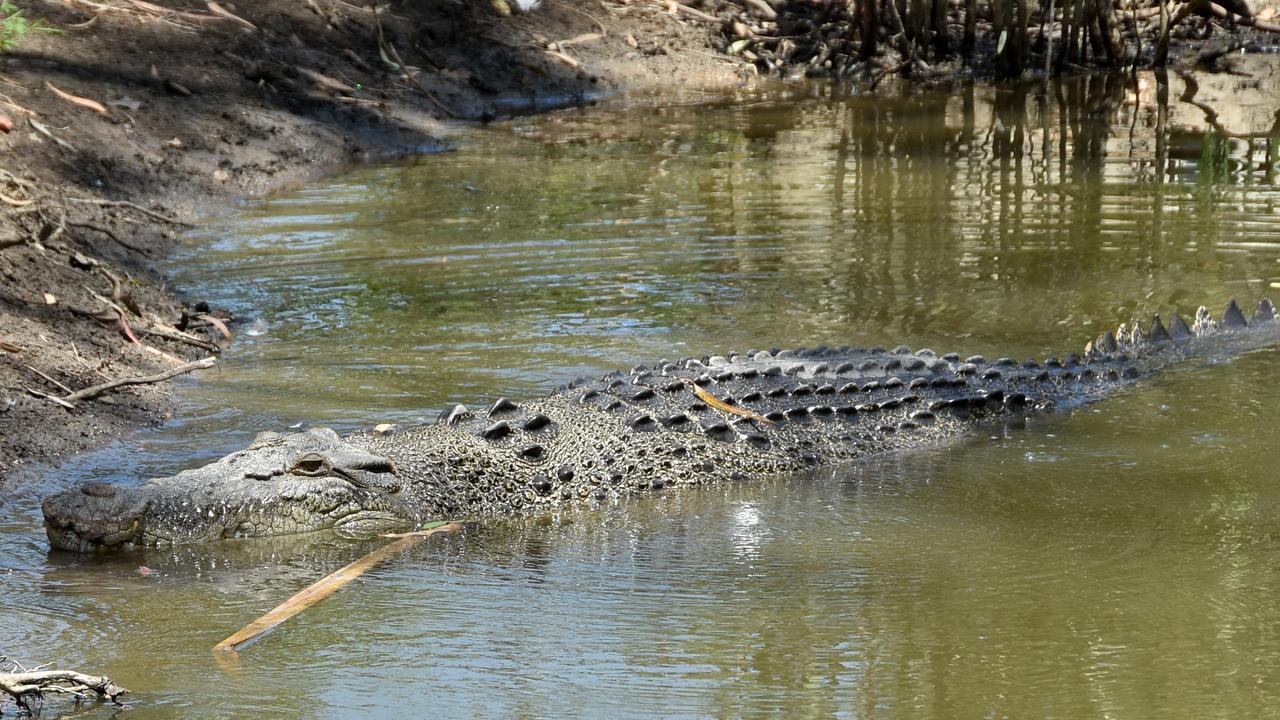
[1083,298,1278,363]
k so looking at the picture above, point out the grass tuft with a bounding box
[0,1,58,52]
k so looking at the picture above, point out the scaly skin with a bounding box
[42,299,1279,552]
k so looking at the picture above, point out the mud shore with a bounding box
[0,0,756,477]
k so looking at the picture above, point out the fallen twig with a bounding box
[29,118,77,152]
[206,1,257,30]
[141,313,221,351]
[214,521,463,659]
[0,92,38,117]
[26,365,72,394]
[67,198,190,226]
[1205,0,1280,30]
[25,386,76,409]
[68,221,149,253]
[61,356,217,404]
[662,0,721,23]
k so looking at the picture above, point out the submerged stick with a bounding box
[213,521,462,660]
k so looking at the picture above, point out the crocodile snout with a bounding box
[43,482,149,552]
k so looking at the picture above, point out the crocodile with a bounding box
[42,298,1279,552]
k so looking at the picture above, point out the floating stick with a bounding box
[213,521,462,661]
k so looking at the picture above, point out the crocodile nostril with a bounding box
[82,482,118,498]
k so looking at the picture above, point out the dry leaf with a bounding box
[374,423,397,435]
[0,339,24,353]
[545,49,582,69]
[683,378,774,424]
[0,113,11,133]
[46,82,109,115]
[118,311,141,345]
[196,313,231,338]
[626,33,639,48]
[43,292,58,305]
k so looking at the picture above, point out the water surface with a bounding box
[5,71,1280,718]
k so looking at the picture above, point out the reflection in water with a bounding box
[157,72,1280,443]
[3,71,1280,718]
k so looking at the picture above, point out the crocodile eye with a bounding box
[290,453,331,476]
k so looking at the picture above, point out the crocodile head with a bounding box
[43,427,420,552]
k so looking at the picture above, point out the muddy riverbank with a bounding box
[0,0,750,476]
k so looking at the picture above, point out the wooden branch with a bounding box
[68,221,149,254]
[1205,1,1280,31]
[67,197,191,226]
[62,356,217,404]
[662,0,722,23]
[0,669,128,706]
[25,385,76,409]
[214,521,463,660]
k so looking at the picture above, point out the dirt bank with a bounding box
[0,0,753,477]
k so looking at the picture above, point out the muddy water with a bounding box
[6,72,1280,717]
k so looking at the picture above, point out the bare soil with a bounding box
[0,0,752,478]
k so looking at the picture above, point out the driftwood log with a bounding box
[0,669,128,712]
